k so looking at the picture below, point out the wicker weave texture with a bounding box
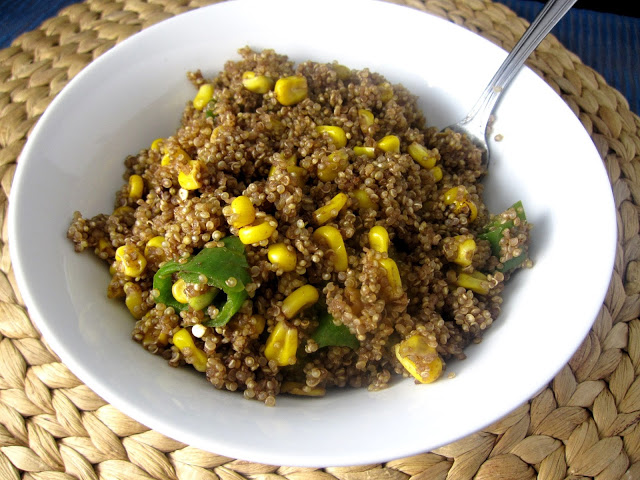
[1,0,640,478]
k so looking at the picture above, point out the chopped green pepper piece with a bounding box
[312,309,359,350]
[478,201,528,272]
[152,236,251,327]
[205,99,217,119]
[188,288,219,311]
[152,261,185,312]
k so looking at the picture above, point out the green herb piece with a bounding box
[152,236,251,326]
[152,261,186,312]
[311,309,359,350]
[478,200,529,272]
[205,99,217,119]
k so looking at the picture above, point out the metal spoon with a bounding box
[447,0,578,166]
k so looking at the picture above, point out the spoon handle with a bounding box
[460,0,578,128]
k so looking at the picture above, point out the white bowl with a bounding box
[9,0,616,467]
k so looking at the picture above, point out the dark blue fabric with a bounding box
[1,0,638,114]
[0,0,80,48]
[502,0,640,115]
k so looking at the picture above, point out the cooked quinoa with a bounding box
[67,47,532,405]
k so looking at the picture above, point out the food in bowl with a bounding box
[67,47,531,405]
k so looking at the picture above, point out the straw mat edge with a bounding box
[1,0,640,478]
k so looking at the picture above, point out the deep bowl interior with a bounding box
[9,0,616,467]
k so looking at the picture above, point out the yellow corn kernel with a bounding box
[408,142,437,169]
[443,186,464,205]
[281,284,319,319]
[352,189,375,209]
[316,125,347,149]
[161,146,192,166]
[188,288,218,311]
[453,236,476,267]
[467,201,478,222]
[269,164,306,184]
[264,320,298,366]
[333,63,351,80]
[172,328,192,349]
[128,174,144,200]
[242,71,275,94]
[379,82,394,102]
[178,160,202,190]
[430,166,443,182]
[193,83,214,110]
[281,381,326,397]
[313,225,348,272]
[124,282,145,319]
[286,164,306,180]
[394,335,443,384]
[267,243,297,272]
[313,192,348,225]
[172,278,189,304]
[274,75,308,106]
[143,330,169,348]
[144,236,165,258]
[317,149,348,182]
[211,126,223,140]
[115,245,147,277]
[238,216,277,244]
[150,138,164,151]
[353,146,376,158]
[230,195,256,228]
[270,164,306,179]
[443,186,477,222]
[172,328,208,372]
[252,315,266,335]
[380,258,403,299]
[377,135,400,153]
[268,155,302,178]
[98,238,111,253]
[369,225,390,253]
[268,118,285,135]
[358,109,374,131]
[456,271,490,295]
[113,205,134,216]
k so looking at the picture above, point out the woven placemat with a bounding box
[1,0,639,478]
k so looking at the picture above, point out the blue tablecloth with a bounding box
[1,0,638,115]
[502,0,639,115]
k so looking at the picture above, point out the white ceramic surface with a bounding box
[9,0,616,467]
